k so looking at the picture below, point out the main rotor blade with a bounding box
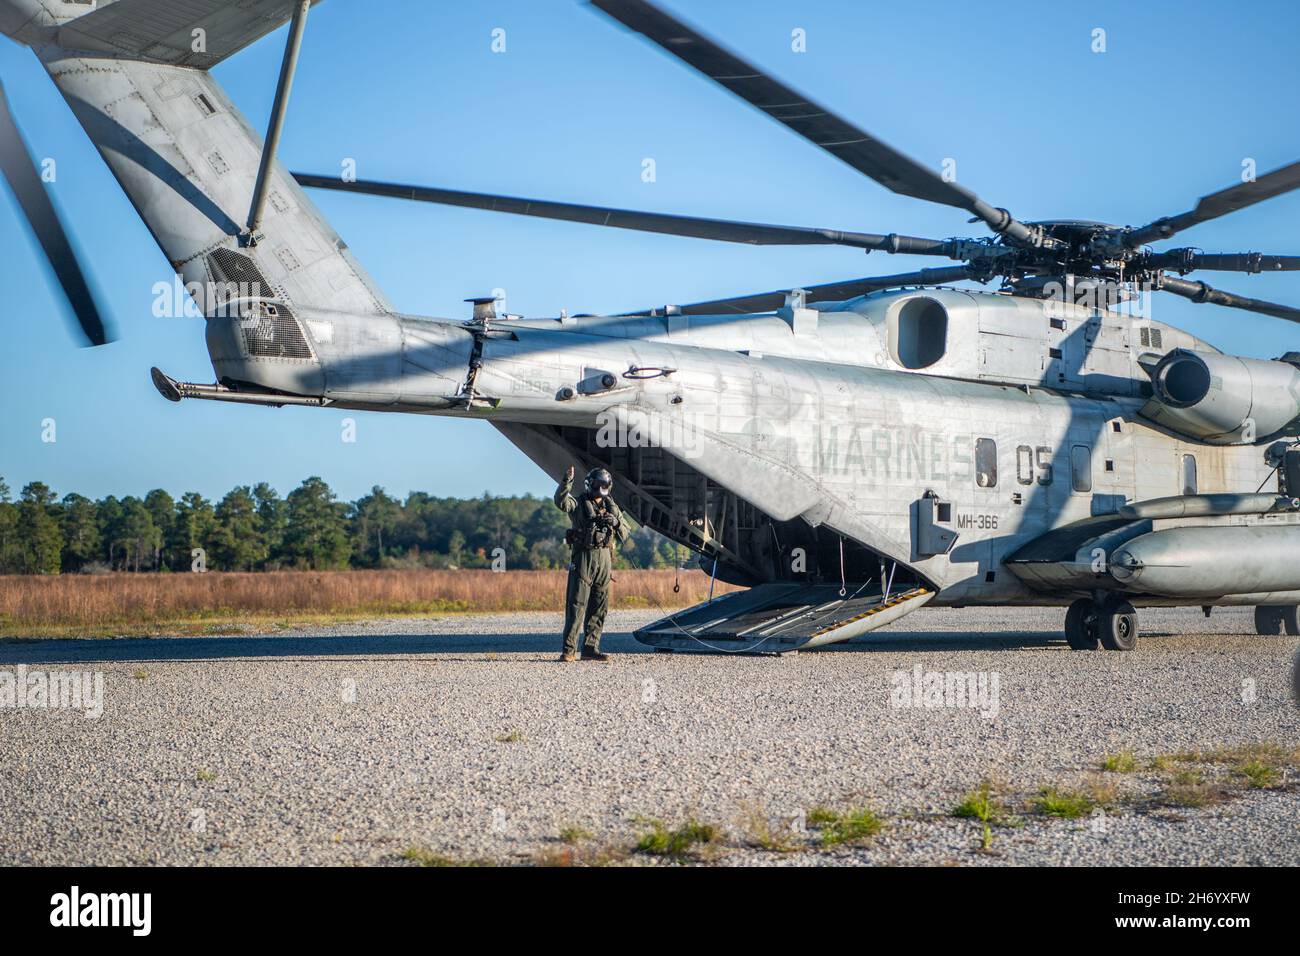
[1128,160,1300,247]
[623,264,980,316]
[1144,249,1300,274]
[1157,274,1300,325]
[588,0,1040,246]
[293,172,955,255]
[0,80,110,347]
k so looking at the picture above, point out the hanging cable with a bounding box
[838,535,847,597]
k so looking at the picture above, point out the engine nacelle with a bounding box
[1140,349,1300,444]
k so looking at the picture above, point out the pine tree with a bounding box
[96,496,123,569]
[16,482,63,574]
[143,488,176,570]
[213,486,265,571]
[60,493,102,572]
[252,483,286,569]
[116,498,160,572]
[171,492,216,571]
[0,477,17,573]
[350,485,400,568]
[283,477,350,569]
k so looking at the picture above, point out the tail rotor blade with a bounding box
[0,79,111,346]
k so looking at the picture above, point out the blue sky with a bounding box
[2,0,1299,504]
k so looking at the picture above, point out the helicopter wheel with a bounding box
[1098,599,1139,651]
[1254,605,1300,636]
[1064,599,1101,651]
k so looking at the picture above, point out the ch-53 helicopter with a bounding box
[4,0,1300,653]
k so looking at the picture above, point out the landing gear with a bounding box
[1098,600,1139,651]
[1065,599,1100,650]
[1064,597,1138,651]
[1254,605,1300,635]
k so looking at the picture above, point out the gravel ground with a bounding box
[1,605,1297,866]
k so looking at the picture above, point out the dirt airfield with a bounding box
[2,605,1297,866]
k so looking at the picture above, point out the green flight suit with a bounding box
[555,473,629,655]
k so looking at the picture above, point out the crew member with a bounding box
[554,465,628,661]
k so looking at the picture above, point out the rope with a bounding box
[838,536,847,597]
[640,585,784,654]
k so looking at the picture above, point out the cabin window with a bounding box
[975,438,998,488]
[1070,444,1092,493]
[889,297,948,369]
[1016,445,1034,485]
[1181,454,1198,496]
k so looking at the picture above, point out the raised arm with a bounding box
[554,465,577,514]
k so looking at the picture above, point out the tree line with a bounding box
[0,476,680,574]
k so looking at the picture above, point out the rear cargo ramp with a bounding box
[635,583,932,653]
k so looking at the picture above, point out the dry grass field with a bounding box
[0,569,738,638]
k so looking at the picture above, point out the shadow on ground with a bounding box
[0,627,1212,664]
[0,628,660,664]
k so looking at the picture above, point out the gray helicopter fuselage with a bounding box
[202,287,1291,607]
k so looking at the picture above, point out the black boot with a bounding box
[580,649,609,662]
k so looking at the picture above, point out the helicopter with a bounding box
[4,0,1300,653]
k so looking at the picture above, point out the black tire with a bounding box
[1099,601,1139,651]
[1254,605,1300,636]
[1065,599,1100,650]
[1292,651,1300,707]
